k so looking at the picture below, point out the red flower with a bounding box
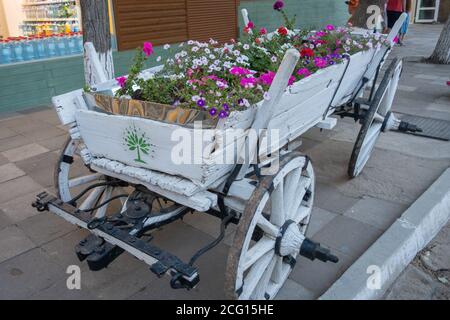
[259,28,267,35]
[243,27,250,34]
[300,48,314,58]
[255,38,261,44]
[277,27,288,36]
[246,21,255,29]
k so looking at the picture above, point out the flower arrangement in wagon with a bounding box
[112,1,388,121]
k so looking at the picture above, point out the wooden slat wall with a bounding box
[113,0,188,50]
[113,0,237,51]
[186,0,238,43]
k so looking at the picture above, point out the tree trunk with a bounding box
[349,0,387,29]
[80,0,114,86]
[428,16,450,64]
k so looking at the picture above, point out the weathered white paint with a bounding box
[90,158,217,212]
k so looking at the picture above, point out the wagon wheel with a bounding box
[54,137,128,215]
[348,58,403,179]
[225,152,315,300]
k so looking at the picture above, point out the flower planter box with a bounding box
[74,48,378,188]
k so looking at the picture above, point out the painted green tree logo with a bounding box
[124,126,150,164]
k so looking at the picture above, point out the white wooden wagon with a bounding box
[33,12,420,299]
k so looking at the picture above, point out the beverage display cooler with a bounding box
[0,0,83,64]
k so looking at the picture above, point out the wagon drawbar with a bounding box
[33,10,422,300]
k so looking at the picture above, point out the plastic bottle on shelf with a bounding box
[46,35,57,58]
[35,36,47,59]
[11,38,24,62]
[0,40,13,64]
[56,34,67,56]
[67,33,77,55]
[23,36,35,61]
[76,32,84,53]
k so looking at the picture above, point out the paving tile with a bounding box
[0,176,42,204]
[17,211,77,246]
[182,211,235,240]
[0,127,17,140]
[344,196,407,231]
[24,108,61,126]
[0,209,12,230]
[92,265,154,300]
[312,215,383,260]
[306,207,338,237]
[21,125,67,143]
[37,134,68,152]
[0,154,8,166]
[2,143,49,162]
[0,163,26,183]
[0,248,65,299]
[15,151,59,187]
[0,192,42,223]
[0,134,33,153]
[0,226,36,264]
[41,229,148,294]
[289,250,354,297]
[276,278,316,300]
[315,183,360,214]
[27,279,97,300]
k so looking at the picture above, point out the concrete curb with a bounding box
[320,168,450,300]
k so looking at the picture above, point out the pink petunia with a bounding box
[288,76,296,86]
[314,57,328,69]
[259,28,267,35]
[258,71,276,86]
[116,76,127,88]
[230,66,252,76]
[247,21,255,29]
[143,42,154,57]
[326,24,335,31]
[297,68,312,78]
[240,77,257,88]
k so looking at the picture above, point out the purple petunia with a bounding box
[197,99,206,108]
[209,108,218,117]
[273,0,284,11]
[219,110,229,119]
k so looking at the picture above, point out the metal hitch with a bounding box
[75,234,125,271]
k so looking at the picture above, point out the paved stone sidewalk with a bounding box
[0,24,448,300]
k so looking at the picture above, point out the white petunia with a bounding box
[271,56,278,63]
[192,46,199,52]
[263,92,271,101]
[164,44,170,50]
[243,44,250,50]
[156,56,162,62]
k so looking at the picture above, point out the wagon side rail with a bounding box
[235,48,301,180]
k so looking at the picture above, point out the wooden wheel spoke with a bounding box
[241,251,274,300]
[257,215,280,238]
[284,168,301,219]
[287,176,312,220]
[68,173,103,188]
[79,186,106,211]
[243,237,276,271]
[95,186,113,218]
[270,182,285,227]
[250,256,277,300]
[293,205,312,224]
